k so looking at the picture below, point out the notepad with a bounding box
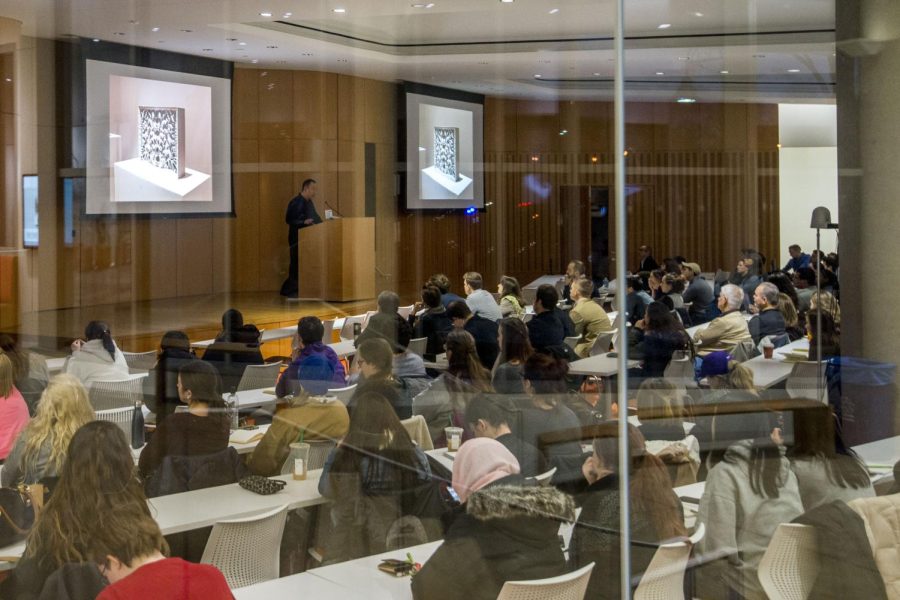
[230,429,265,444]
[262,387,277,396]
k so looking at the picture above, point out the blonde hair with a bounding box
[20,374,94,477]
[777,292,799,328]
[0,352,13,397]
[810,291,841,326]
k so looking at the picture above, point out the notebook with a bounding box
[230,429,265,444]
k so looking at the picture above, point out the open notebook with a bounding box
[230,428,265,444]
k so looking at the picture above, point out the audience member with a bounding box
[570,423,685,600]
[810,290,841,328]
[782,244,811,272]
[748,282,787,344]
[319,392,435,561]
[637,244,660,272]
[624,276,652,325]
[412,438,573,600]
[429,273,464,309]
[65,321,130,387]
[447,300,499,370]
[697,412,803,600]
[766,271,800,311]
[1,374,93,487]
[496,275,526,318]
[138,361,230,480]
[563,259,594,302]
[355,290,406,349]
[569,278,613,358]
[635,378,688,442]
[492,318,533,394]
[628,302,691,379]
[806,309,841,361]
[349,338,415,419]
[792,267,816,313]
[527,284,573,356]
[789,409,873,511]
[391,319,427,377]
[660,272,686,310]
[777,293,804,341]
[463,271,502,322]
[410,285,453,361]
[144,331,196,424]
[647,269,665,301]
[730,258,762,306]
[681,262,714,324]
[444,330,493,393]
[692,284,752,355]
[0,352,29,461]
[201,309,264,393]
[0,334,46,415]
[465,395,544,476]
[276,316,346,398]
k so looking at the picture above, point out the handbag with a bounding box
[0,483,46,549]
[238,475,287,496]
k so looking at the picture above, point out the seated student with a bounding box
[247,392,349,476]
[806,309,841,361]
[492,318,533,395]
[782,243,811,273]
[355,290,406,348]
[809,290,841,328]
[627,301,691,379]
[526,284,571,356]
[696,412,803,600]
[729,258,762,308]
[624,275,653,325]
[144,331,197,425]
[319,392,436,562]
[65,321,130,387]
[348,338,415,420]
[496,275,526,318]
[634,378,689,442]
[429,273,465,309]
[792,267,816,313]
[276,316,346,398]
[447,300,500,370]
[748,282,787,344]
[0,351,30,461]
[562,259,599,303]
[392,319,428,379]
[410,284,453,361]
[660,272,686,310]
[201,309,265,393]
[789,409,873,511]
[138,361,230,481]
[465,394,545,477]
[0,421,153,598]
[777,293,805,341]
[412,438,573,600]
[463,271,503,322]
[681,262,715,325]
[2,374,93,487]
[569,277,613,358]
[766,271,800,314]
[693,284,752,356]
[570,422,686,600]
[0,334,46,415]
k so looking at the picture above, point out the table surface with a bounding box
[425,448,456,474]
[853,435,900,470]
[568,352,639,376]
[233,571,363,599]
[741,338,809,389]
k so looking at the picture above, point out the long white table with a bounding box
[192,320,351,350]
[233,571,363,599]
[568,352,639,377]
[742,338,809,389]
[853,435,900,472]
[130,424,271,463]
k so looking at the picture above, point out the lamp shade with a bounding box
[810,206,832,229]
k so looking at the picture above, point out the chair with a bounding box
[236,362,281,392]
[730,340,759,362]
[362,310,378,327]
[523,312,534,324]
[307,439,336,471]
[530,467,557,487]
[398,304,415,320]
[401,414,434,450]
[589,331,615,357]
[633,522,706,600]
[95,406,134,440]
[408,337,428,357]
[339,315,367,341]
[757,523,818,600]
[122,350,157,373]
[201,504,289,589]
[663,355,697,390]
[564,336,581,351]
[321,319,335,343]
[522,287,538,306]
[785,361,827,403]
[88,377,143,411]
[326,383,357,405]
[496,562,595,600]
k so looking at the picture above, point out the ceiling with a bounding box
[0,0,837,103]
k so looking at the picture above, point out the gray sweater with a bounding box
[697,440,803,600]
[1,431,55,487]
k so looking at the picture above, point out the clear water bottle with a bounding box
[131,401,145,449]
[227,392,239,430]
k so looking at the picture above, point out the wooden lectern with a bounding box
[297,217,375,302]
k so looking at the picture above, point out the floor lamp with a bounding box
[810,206,834,401]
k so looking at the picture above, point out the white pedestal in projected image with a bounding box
[421,166,473,197]
[113,158,211,202]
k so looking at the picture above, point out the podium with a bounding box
[297,217,375,302]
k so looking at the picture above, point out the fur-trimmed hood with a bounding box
[467,484,577,523]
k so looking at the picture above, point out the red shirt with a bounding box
[97,558,233,600]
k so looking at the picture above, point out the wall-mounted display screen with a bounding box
[22,175,38,248]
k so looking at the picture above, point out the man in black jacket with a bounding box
[447,300,499,370]
[280,178,322,297]
[748,281,786,344]
[527,284,573,355]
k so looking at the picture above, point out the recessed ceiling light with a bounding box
[658,23,671,29]
[500,0,514,3]
[676,97,696,103]
[656,71,664,75]
[678,56,689,61]
[276,60,287,64]
[720,70,729,74]
[251,59,259,63]
[693,12,704,17]
[787,69,800,73]
[151,27,160,32]
[282,12,292,17]
[333,7,347,13]
[593,72,600,76]
[549,8,559,14]
[411,2,435,7]
[238,41,247,45]
[533,73,542,78]
[259,11,272,17]
[92,38,100,42]
[559,129,568,136]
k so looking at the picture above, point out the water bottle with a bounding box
[227,392,239,430]
[131,401,145,449]
[353,322,362,342]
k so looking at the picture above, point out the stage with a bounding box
[9,292,375,358]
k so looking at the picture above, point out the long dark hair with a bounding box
[85,320,116,360]
[523,353,568,405]
[498,276,524,305]
[807,309,839,350]
[790,408,869,489]
[766,272,799,310]
[329,391,424,491]
[498,317,533,364]
[445,330,492,392]
[592,422,686,539]
[178,361,225,412]
[724,411,786,499]
[219,308,244,342]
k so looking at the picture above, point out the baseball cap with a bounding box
[700,351,732,377]
[682,262,701,276]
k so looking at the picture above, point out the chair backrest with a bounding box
[633,522,705,600]
[730,340,759,363]
[362,310,379,327]
[531,466,557,487]
[522,312,534,324]
[326,383,357,405]
[398,304,415,320]
[122,350,157,373]
[758,523,819,600]
[497,562,595,600]
[401,414,435,450]
[522,287,538,307]
[95,406,134,439]
[201,504,289,589]
[321,319,335,343]
[88,377,143,411]
[236,362,282,392]
[339,315,367,341]
[589,331,615,357]
[563,336,581,350]
[408,336,428,357]
[663,356,697,390]
[307,439,336,471]
[785,361,827,403]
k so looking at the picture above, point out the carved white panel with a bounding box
[138,106,186,178]
[433,126,460,182]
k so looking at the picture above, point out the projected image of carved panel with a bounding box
[433,126,460,182]
[139,106,186,178]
